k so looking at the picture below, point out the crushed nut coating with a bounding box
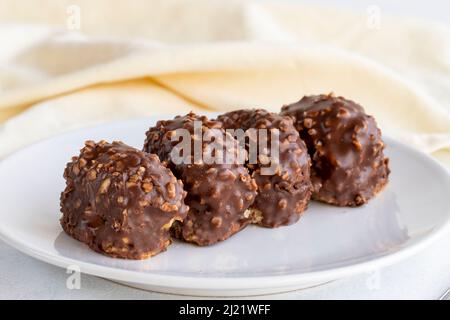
[60,141,188,259]
[144,113,257,246]
[281,94,390,206]
[218,109,312,227]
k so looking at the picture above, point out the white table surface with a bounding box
[1,0,450,299]
[1,232,449,300]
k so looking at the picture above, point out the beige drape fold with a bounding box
[0,0,449,167]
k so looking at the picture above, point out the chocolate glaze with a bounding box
[217,109,312,227]
[60,141,188,259]
[144,112,257,245]
[281,94,390,206]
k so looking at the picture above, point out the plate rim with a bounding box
[0,117,449,291]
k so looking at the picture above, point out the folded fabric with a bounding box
[0,0,449,169]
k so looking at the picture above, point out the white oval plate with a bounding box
[0,116,449,297]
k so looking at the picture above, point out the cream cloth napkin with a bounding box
[0,0,449,168]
